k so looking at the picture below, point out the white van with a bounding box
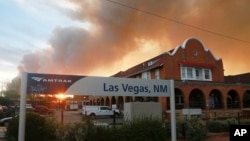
[82,106,120,118]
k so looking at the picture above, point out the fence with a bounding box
[202,110,250,124]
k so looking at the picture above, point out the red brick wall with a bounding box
[161,38,224,82]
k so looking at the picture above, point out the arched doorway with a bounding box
[167,88,184,109]
[175,88,184,109]
[105,97,110,106]
[117,96,124,110]
[145,97,159,102]
[125,96,133,102]
[96,99,100,105]
[227,90,239,109]
[111,96,116,106]
[134,97,144,102]
[100,98,104,106]
[209,89,223,109]
[189,89,205,109]
[243,90,250,108]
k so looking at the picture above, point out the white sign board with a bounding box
[182,108,202,115]
[65,77,171,97]
[19,73,176,141]
[124,102,162,121]
[26,73,171,97]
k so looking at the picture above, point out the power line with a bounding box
[105,0,250,44]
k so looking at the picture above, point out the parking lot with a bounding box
[54,110,124,125]
[0,110,123,140]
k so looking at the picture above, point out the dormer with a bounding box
[167,37,224,82]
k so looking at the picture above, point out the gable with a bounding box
[169,37,221,67]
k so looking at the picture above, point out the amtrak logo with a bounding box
[32,77,44,82]
[31,77,72,83]
[27,73,83,94]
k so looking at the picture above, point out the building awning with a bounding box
[179,61,215,68]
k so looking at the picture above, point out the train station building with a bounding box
[89,37,250,113]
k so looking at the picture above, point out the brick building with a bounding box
[89,37,250,112]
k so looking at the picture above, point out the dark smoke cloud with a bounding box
[18,0,250,76]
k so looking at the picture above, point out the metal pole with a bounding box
[18,72,28,141]
[113,110,116,126]
[170,79,176,141]
[61,110,64,124]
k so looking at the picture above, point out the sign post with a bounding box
[18,72,27,141]
[170,80,176,141]
[19,73,176,141]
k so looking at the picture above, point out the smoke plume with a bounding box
[18,0,250,76]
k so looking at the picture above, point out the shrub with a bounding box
[206,118,237,133]
[95,126,120,141]
[55,119,96,141]
[176,119,186,139]
[44,115,60,140]
[206,119,224,133]
[55,116,168,141]
[118,117,167,141]
[6,112,55,141]
[184,118,207,141]
[90,117,168,141]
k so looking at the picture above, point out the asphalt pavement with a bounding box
[54,110,124,125]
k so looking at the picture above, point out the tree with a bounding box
[0,77,21,106]
[3,90,19,102]
[0,94,14,105]
[6,77,21,94]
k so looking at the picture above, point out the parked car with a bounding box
[33,105,55,115]
[25,104,34,111]
[0,116,14,127]
[0,106,14,119]
[0,104,35,126]
[12,104,34,112]
[0,105,55,127]
[81,106,120,118]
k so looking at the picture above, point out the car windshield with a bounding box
[26,104,33,108]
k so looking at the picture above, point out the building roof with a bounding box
[224,73,250,84]
[112,53,165,77]
[112,37,222,78]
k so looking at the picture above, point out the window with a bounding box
[187,67,193,78]
[155,69,160,79]
[181,66,212,81]
[195,68,202,79]
[175,95,184,104]
[100,106,111,110]
[204,69,211,80]
[181,67,186,78]
[142,71,151,79]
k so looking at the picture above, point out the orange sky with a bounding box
[18,0,250,77]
